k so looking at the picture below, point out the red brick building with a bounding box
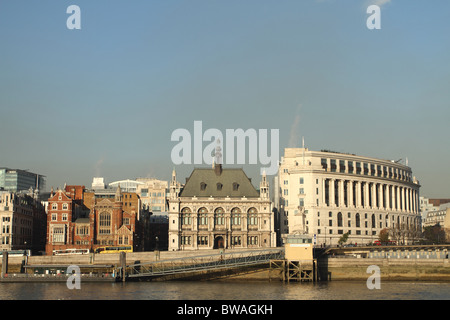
[45,185,150,255]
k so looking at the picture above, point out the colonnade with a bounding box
[323,178,419,214]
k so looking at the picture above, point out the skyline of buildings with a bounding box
[1,144,449,254]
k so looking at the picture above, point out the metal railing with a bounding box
[121,248,284,279]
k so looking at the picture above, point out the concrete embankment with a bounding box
[2,250,450,282]
[317,257,450,282]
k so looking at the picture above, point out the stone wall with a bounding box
[318,257,450,281]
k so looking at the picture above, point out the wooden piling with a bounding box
[120,252,126,282]
[1,251,8,278]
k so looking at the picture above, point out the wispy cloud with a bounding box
[94,157,104,177]
[288,105,302,148]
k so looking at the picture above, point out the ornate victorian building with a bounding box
[167,164,276,251]
[45,185,150,254]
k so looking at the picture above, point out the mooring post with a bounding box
[120,252,126,282]
[1,250,8,278]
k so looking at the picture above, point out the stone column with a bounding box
[385,185,390,210]
[339,180,344,208]
[356,181,361,208]
[330,178,335,207]
[349,181,354,208]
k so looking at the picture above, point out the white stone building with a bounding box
[276,148,421,246]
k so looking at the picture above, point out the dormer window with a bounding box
[200,182,207,191]
[217,183,223,191]
[233,182,239,191]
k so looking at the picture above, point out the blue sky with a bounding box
[0,0,449,197]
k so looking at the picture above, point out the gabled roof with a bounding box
[117,225,132,234]
[48,190,72,202]
[179,166,260,198]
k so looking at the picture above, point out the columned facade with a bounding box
[277,148,421,246]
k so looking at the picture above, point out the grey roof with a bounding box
[179,166,260,198]
[74,218,90,224]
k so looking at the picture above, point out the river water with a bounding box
[0,280,448,300]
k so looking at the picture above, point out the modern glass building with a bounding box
[0,168,46,193]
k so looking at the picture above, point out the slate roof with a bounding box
[179,166,260,198]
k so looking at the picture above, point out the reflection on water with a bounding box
[0,281,449,300]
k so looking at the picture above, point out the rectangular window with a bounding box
[248,236,258,245]
[348,161,354,174]
[330,159,336,172]
[198,236,208,245]
[181,236,191,245]
[76,226,89,235]
[53,227,65,243]
[339,160,346,173]
[356,162,361,174]
[321,158,327,170]
[299,177,304,184]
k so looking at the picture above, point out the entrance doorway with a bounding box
[214,236,225,249]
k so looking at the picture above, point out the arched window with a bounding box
[215,207,225,225]
[248,207,258,226]
[99,212,111,234]
[200,182,207,191]
[181,207,191,225]
[198,207,208,226]
[356,213,360,228]
[217,183,223,191]
[231,208,241,225]
[337,212,343,227]
[233,182,239,191]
